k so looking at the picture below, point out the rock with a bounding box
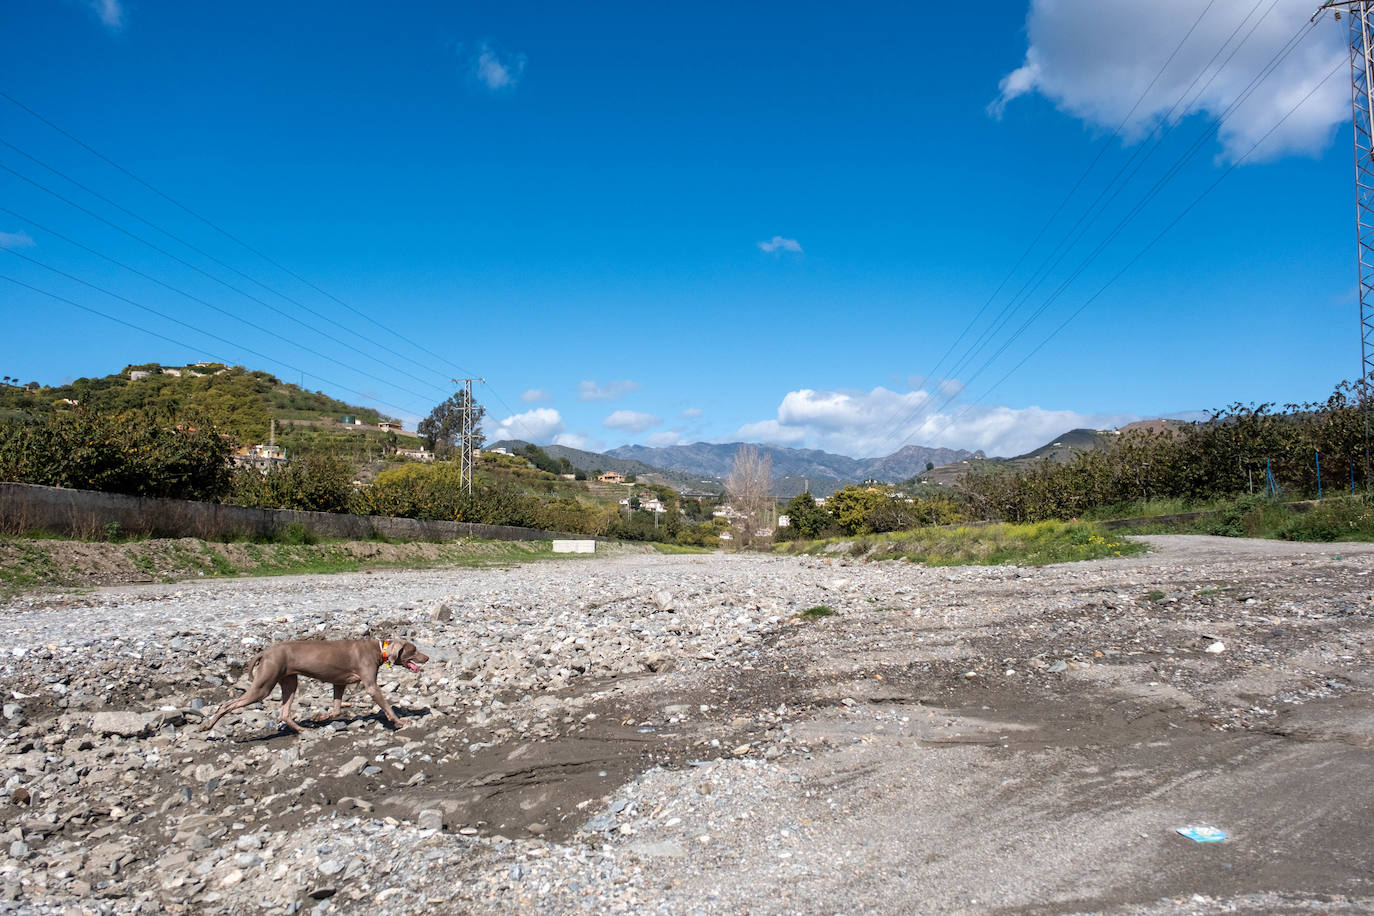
[220,868,244,888]
[643,652,675,673]
[1,705,22,722]
[629,841,686,858]
[7,841,28,859]
[1047,660,1068,673]
[317,859,345,877]
[417,809,443,831]
[336,756,368,779]
[653,590,675,611]
[91,711,150,738]
[430,602,453,623]
[1205,641,1226,654]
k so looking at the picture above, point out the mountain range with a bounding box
[608,441,982,487]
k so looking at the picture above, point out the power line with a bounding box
[0,207,448,406]
[0,271,429,419]
[0,135,468,388]
[940,57,1345,442]
[0,158,452,403]
[0,90,477,380]
[942,0,1286,392]
[889,9,1321,450]
[915,0,1224,390]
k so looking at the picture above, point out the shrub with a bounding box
[228,454,355,513]
[0,408,232,501]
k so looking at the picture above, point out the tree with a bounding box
[417,390,485,458]
[726,445,773,547]
[925,461,935,472]
[782,490,829,538]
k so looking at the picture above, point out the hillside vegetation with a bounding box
[0,363,413,459]
[956,381,1371,530]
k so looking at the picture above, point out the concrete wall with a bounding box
[0,482,587,543]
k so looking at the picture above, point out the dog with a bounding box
[203,638,428,733]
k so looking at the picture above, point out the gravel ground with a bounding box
[0,535,1369,914]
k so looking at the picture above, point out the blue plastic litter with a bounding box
[1176,826,1227,843]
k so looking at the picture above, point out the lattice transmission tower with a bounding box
[1318,1,1374,479]
[452,376,484,496]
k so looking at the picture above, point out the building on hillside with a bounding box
[619,496,666,513]
[395,447,434,462]
[598,471,626,484]
[161,368,183,377]
[378,421,404,434]
[488,447,513,456]
[231,443,287,471]
[128,370,151,381]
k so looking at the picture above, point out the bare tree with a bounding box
[726,445,773,547]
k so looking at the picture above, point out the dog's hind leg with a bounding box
[313,683,346,723]
[277,675,302,732]
[203,678,278,733]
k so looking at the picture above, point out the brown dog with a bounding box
[203,638,428,733]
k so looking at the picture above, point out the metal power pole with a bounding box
[452,377,484,496]
[1319,1,1374,485]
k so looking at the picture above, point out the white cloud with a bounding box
[735,418,807,445]
[520,388,550,403]
[0,230,35,249]
[475,42,526,91]
[758,235,803,254]
[578,379,641,401]
[990,0,1347,162]
[90,0,122,28]
[645,431,682,447]
[553,431,604,452]
[739,384,1138,457]
[489,407,563,443]
[603,410,662,434]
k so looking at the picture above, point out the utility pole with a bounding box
[1317,1,1374,486]
[452,377,485,496]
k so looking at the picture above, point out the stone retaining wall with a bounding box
[0,482,586,543]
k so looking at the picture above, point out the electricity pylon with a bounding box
[1318,1,1374,482]
[452,377,484,496]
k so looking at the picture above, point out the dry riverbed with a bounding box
[0,535,1369,914]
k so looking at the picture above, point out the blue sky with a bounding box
[0,0,1357,457]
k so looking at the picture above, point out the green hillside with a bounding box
[0,363,411,456]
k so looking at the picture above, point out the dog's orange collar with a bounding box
[380,639,391,667]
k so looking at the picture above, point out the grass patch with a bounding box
[1146,590,1165,602]
[0,540,58,594]
[1119,494,1374,542]
[650,542,712,555]
[799,605,836,619]
[778,520,1145,567]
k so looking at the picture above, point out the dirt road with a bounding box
[0,535,1369,913]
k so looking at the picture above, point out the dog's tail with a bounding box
[245,651,264,681]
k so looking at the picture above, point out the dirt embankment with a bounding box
[0,536,639,592]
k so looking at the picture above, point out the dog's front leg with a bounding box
[364,681,401,728]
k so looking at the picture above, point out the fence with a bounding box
[0,482,591,543]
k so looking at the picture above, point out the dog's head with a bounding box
[386,640,429,673]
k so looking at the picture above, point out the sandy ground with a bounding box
[0,534,1369,914]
